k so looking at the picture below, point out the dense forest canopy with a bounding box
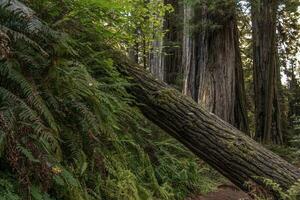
[0,0,300,200]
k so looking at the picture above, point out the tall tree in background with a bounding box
[277,1,300,133]
[163,0,183,87]
[182,0,249,132]
[149,0,165,80]
[128,0,171,71]
[251,0,283,144]
[149,0,183,87]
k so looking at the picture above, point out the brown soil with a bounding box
[187,184,252,200]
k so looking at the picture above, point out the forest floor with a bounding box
[187,184,252,200]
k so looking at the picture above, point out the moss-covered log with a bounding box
[116,57,300,197]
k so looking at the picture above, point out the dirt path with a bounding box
[187,184,252,200]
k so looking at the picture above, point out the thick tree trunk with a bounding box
[182,2,249,132]
[115,57,300,197]
[251,0,283,144]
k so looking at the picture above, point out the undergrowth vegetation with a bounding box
[0,0,221,199]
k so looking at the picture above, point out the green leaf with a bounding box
[61,169,79,187]
[31,186,43,200]
[53,175,65,186]
[17,144,40,163]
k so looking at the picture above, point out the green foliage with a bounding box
[0,0,220,199]
[0,173,21,200]
[250,177,300,200]
[286,179,300,200]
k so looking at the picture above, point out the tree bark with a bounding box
[251,0,283,144]
[182,2,195,98]
[148,0,164,80]
[115,56,300,197]
[149,29,165,81]
[182,1,249,132]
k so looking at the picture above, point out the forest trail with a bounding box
[188,184,252,200]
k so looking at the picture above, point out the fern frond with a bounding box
[0,61,59,133]
[0,25,48,56]
[0,130,7,158]
[0,87,50,136]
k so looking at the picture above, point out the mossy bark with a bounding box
[115,57,300,197]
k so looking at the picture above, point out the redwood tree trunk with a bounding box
[182,1,249,132]
[251,0,283,144]
[149,34,165,81]
[115,57,300,197]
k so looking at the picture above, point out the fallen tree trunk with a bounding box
[115,57,300,197]
[5,0,300,197]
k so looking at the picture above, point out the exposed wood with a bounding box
[115,56,300,197]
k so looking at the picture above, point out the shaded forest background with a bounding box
[0,0,300,199]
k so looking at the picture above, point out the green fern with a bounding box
[0,1,222,200]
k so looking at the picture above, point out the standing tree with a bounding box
[163,0,183,87]
[251,0,283,144]
[149,0,183,87]
[182,0,249,132]
[277,0,300,133]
